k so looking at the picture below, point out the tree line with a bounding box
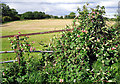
[1,3,76,23]
[1,3,119,23]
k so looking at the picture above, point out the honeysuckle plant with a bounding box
[41,4,120,83]
[2,32,39,83]
[2,4,120,84]
[8,32,35,64]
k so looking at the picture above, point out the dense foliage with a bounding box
[21,11,52,20]
[2,3,117,23]
[2,34,46,83]
[1,3,82,23]
[1,3,74,23]
[1,3,60,23]
[2,4,120,83]
[65,12,76,19]
[41,4,120,83]
[1,3,20,23]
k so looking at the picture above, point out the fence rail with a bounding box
[0,28,80,63]
[0,28,75,38]
[0,50,54,54]
[0,60,17,64]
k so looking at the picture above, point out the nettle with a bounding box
[42,4,120,83]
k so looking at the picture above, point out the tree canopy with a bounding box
[1,3,20,22]
[65,12,76,19]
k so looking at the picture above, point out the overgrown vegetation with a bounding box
[41,4,120,83]
[2,4,120,83]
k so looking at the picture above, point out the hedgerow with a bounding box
[41,4,120,83]
[2,4,120,83]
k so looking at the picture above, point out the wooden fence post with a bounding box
[16,35,20,65]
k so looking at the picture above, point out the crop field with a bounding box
[1,19,73,61]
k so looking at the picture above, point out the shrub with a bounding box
[2,33,47,83]
[2,16,12,23]
[2,4,120,83]
[12,15,20,21]
[41,4,120,83]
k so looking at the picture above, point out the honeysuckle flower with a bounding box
[96,54,98,57]
[14,35,19,37]
[115,45,118,47]
[97,12,99,15]
[18,32,21,34]
[108,80,113,82]
[86,47,90,50]
[97,38,100,42]
[21,48,24,51]
[88,14,90,16]
[82,30,84,32]
[32,41,35,44]
[97,73,100,75]
[77,35,80,37]
[102,60,104,63]
[74,79,76,82]
[59,79,64,82]
[107,48,110,51]
[92,11,95,14]
[82,30,87,33]
[111,47,116,50]
[26,36,29,38]
[46,72,48,74]
[2,72,5,76]
[86,69,90,71]
[28,44,31,46]
[11,41,13,43]
[92,16,94,18]
[30,47,33,51]
[85,31,87,33]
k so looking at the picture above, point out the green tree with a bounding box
[33,11,40,19]
[44,14,51,19]
[60,16,63,19]
[64,12,76,19]
[21,11,46,19]
[1,3,20,23]
[64,15,69,19]
[21,11,34,19]
[53,16,59,19]
[38,12,46,19]
[69,12,76,18]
